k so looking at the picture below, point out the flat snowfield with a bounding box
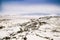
[0,15,60,40]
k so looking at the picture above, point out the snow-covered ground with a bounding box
[0,15,60,40]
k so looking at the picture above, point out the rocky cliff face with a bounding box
[0,16,60,40]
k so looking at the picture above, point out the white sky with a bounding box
[2,4,60,15]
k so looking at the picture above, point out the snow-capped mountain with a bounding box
[0,15,60,40]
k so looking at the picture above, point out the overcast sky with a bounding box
[0,0,60,15]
